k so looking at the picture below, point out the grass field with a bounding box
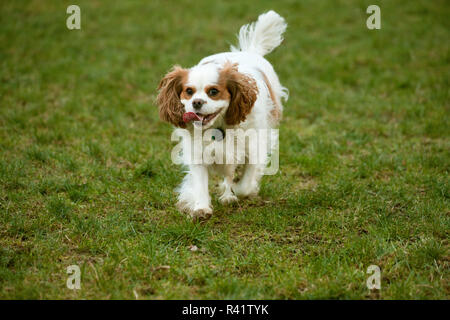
[0,0,449,299]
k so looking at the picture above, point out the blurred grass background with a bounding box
[0,0,448,299]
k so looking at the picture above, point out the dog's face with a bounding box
[180,64,230,128]
[157,62,258,129]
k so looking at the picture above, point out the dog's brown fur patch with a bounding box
[157,66,189,128]
[218,62,258,126]
[204,85,230,101]
[259,69,281,123]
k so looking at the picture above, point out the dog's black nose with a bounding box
[192,99,205,110]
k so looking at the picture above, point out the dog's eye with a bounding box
[208,88,219,96]
[186,88,194,95]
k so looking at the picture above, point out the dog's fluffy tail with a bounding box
[230,11,287,56]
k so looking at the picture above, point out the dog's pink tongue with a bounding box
[183,112,201,123]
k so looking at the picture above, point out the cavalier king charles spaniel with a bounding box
[157,11,288,220]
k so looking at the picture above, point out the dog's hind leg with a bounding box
[219,164,238,204]
[232,163,265,198]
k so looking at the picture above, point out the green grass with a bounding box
[0,0,449,299]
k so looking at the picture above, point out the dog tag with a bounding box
[211,128,225,141]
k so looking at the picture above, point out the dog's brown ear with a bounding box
[157,66,188,128]
[219,62,258,126]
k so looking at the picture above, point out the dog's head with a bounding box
[157,62,258,129]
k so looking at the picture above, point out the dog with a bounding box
[156,11,288,220]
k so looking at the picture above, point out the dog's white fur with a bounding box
[157,11,288,219]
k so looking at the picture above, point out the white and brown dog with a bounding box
[157,11,288,220]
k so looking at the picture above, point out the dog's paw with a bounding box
[177,200,213,221]
[189,207,213,221]
[232,183,259,199]
[176,199,192,212]
[219,193,238,204]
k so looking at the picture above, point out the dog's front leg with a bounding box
[177,164,212,220]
